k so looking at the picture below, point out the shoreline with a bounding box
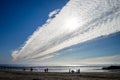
[0,70,120,80]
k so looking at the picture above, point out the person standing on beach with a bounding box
[30,68,33,72]
[77,69,80,73]
[69,69,71,73]
[46,68,48,72]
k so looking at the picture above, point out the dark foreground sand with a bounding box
[0,70,120,80]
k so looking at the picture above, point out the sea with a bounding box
[0,64,120,72]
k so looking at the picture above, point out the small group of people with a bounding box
[23,67,33,71]
[44,68,48,72]
[69,69,80,73]
[23,68,49,72]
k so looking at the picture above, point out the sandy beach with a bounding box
[0,70,120,80]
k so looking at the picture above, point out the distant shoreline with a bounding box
[0,70,120,80]
[103,65,120,70]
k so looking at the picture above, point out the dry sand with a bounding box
[0,70,120,80]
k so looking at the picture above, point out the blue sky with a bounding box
[52,32,120,61]
[0,0,68,64]
[0,0,120,65]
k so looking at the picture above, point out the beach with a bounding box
[0,70,120,80]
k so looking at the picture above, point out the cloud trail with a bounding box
[48,9,60,18]
[79,55,120,64]
[12,0,120,62]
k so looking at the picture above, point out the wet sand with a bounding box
[0,70,120,80]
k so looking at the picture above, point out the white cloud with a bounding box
[48,9,60,18]
[33,55,54,61]
[46,9,60,23]
[12,50,19,61]
[12,0,120,63]
[79,55,120,64]
[52,55,120,65]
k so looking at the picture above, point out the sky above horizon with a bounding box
[0,0,120,65]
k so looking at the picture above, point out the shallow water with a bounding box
[33,66,115,72]
[0,64,120,72]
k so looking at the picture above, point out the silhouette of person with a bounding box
[30,68,33,72]
[23,68,25,71]
[71,70,75,73]
[77,69,80,73]
[69,69,71,73]
[46,68,48,72]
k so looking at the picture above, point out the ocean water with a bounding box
[0,64,120,72]
[34,66,103,72]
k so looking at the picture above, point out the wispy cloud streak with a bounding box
[12,0,120,62]
[79,55,120,64]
